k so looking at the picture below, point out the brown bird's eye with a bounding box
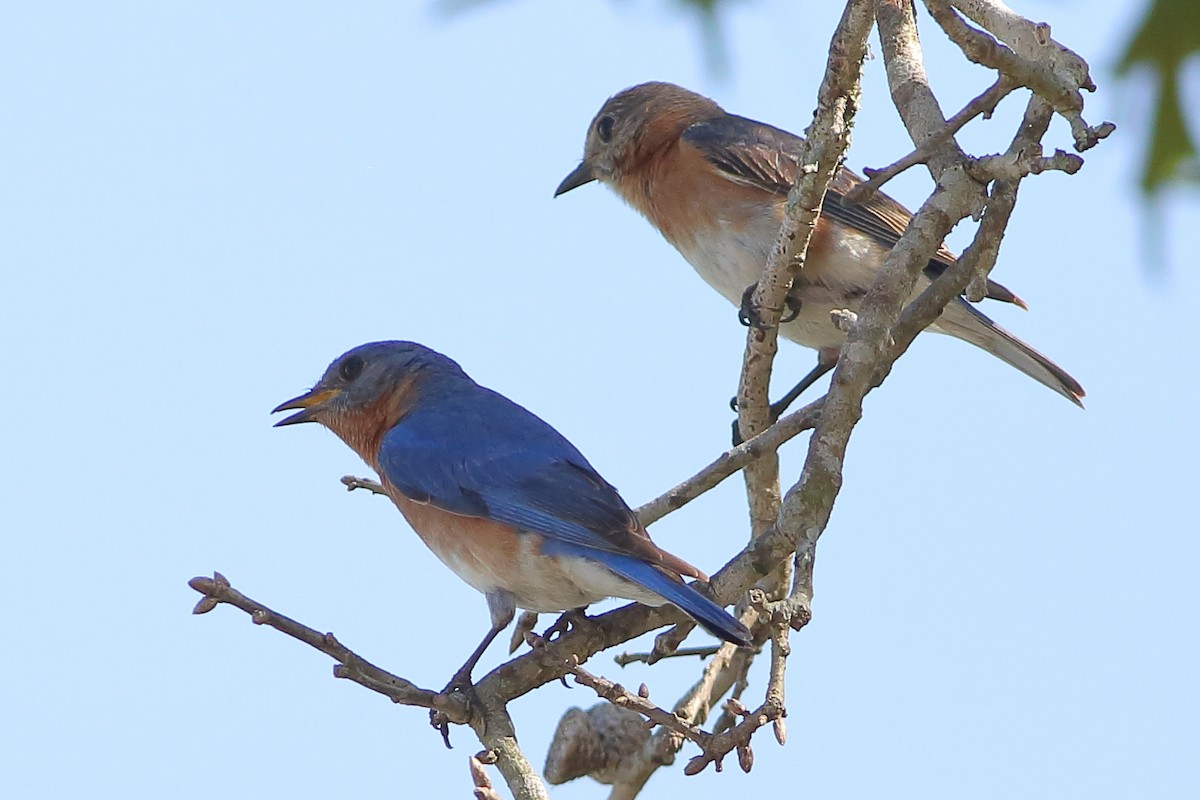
[338,355,365,382]
[596,115,615,143]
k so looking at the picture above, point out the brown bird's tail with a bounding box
[934,297,1085,407]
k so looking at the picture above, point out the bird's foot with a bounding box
[738,283,760,327]
[429,710,453,748]
[780,291,803,324]
[739,283,803,327]
[542,608,589,642]
[730,396,794,446]
[440,665,476,697]
[429,667,477,749]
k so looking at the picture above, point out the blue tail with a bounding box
[574,547,751,646]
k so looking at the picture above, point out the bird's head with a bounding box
[554,81,722,196]
[272,340,464,458]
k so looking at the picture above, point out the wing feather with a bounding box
[681,114,1024,307]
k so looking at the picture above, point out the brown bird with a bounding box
[556,81,1084,418]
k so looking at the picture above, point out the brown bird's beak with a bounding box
[271,387,340,427]
[554,162,595,196]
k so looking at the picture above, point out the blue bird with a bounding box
[273,341,751,689]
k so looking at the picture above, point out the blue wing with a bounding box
[376,383,670,567]
[377,380,751,645]
[546,542,752,646]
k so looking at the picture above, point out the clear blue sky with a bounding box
[2,1,1196,798]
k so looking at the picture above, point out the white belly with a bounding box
[674,219,896,352]
[440,533,664,613]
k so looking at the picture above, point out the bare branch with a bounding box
[767,0,985,622]
[561,653,712,749]
[876,0,964,173]
[968,145,1082,183]
[680,593,791,776]
[881,95,1054,373]
[466,693,551,800]
[735,0,875,555]
[470,753,505,800]
[187,572,468,720]
[613,646,722,667]
[925,0,1114,150]
[634,399,822,527]
[846,75,1018,202]
[340,475,386,495]
[706,648,755,736]
[194,5,1110,800]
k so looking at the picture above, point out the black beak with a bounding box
[554,162,596,196]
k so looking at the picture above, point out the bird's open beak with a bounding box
[271,387,340,427]
[554,162,595,196]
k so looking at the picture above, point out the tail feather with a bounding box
[588,550,751,646]
[935,297,1085,407]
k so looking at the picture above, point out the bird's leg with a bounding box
[440,626,504,696]
[731,349,838,445]
[431,592,515,748]
[441,591,516,695]
[768,348,838,420]
[730,283,806,423]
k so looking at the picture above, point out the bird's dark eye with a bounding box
[338,355,365,383]
[596,115,615,143]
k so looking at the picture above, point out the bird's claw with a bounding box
[543,608,588,641]
[429,710,454,748]
[738,283,760,327]
[780,292,803,324]
[739,283,802,327]
[429,667,478,749]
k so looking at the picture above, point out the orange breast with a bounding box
[384,487,660,612]
[615,143,773,250]
[391,493,524,596]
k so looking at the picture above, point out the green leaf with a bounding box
[1116,0,1200,193]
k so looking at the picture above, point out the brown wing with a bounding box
[681,114,1025,308]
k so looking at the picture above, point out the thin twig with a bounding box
[607,629,757,799]
[881,95,1054,375]
[466,691,551,800]
[341,475,386,495]
[708,647,754,736]
[846,74,1018,202]
[470,753,505,800]
[187,572,469,721]
[770,0,983,624]
[634,399,822,527]
[926,0,1114,151]
[613,646,722,667]
[562,655,712,749]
